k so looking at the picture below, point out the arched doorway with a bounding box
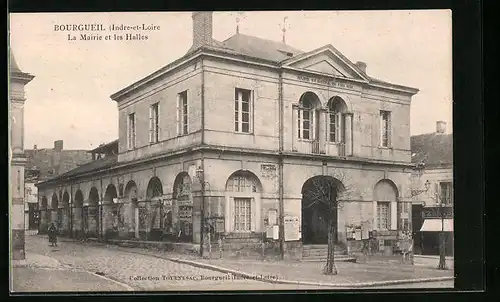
[142,177,163,240]
[61,192,70,236]
[86,187,100,238]
[124,180,138,239]
[50,193,58,228]
[73,190,84,238]
[40,196,49,233]
[173,173,193,242]
[103,184,119,239]
[301,176,344,245]
[373,179,398,255]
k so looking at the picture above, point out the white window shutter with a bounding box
[157,102,161,141]
[391,201,397,230]
[434,182,439,203]
[250,198,256,232]
[250,90,254,133]
[176,96,180,136]
[149,106,153,143]
[388,113,392,147]
[185,92,189,134]
[297,109,301,139]
[379,112,384,146]
[126,114,130,149]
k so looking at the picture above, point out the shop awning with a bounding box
[420,219,453,232]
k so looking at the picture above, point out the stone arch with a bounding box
[103,184,118,204]
[301,175,345,245]
[172,172,193,242]
[225,170,263,193]
[373,179,399,231]
[73,189,84,237]
[60,191,70,234]
[51,193,58,210]
[224,170,263,233]
[124,180,139,239]
[374,179,399,202]
[146,176,163,199]
[86,187,100,237]
[74,190,84,208]
[299,91,322,109]
[88,187,99,206]
[41,196,48,210]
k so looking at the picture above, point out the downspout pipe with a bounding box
[278,69,285,260]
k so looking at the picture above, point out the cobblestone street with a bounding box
[22,235,331,291]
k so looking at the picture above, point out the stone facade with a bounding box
[10,50,34,260]
[37,12,418,259]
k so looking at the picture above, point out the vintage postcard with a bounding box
[9,10,453,292]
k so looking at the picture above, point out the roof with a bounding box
[90,139,119,154]
[411,132,453,167]
[112,32,417,100]
[37,155,119,185]
[221,33,304,63]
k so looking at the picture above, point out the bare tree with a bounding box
[430,190,452,270]
[302,170,354,275]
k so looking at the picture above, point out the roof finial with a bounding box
[236,12,245,35]
[281,16,289,44]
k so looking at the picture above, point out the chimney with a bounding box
[436,121,447,134]
[355,61,367,74]
[192,12,213,50]
[54,140,63,152]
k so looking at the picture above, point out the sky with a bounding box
[9,10,452,150]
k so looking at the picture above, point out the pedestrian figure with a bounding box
[48,223,58,247]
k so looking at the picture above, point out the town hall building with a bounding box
[36,12,419,259]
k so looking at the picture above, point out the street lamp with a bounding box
[411,180,431,198]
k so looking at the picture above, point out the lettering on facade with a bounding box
[261,164,277,179]
[422,206,453,219]
[297,75,354,89]
[284,215,300,241]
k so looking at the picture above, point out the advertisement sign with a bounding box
[284,215,300,241]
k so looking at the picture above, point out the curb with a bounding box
[52,236,455,288]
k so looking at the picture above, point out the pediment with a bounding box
[283,46,369,81]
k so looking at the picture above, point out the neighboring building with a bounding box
[411,121,453,256]
[36,12,419,259]
[10,50,35,260]
[24,141,92,231]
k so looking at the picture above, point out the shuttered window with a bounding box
[234,198,251,232]
[127,113,136,149]
[377,202,391,230]
[234,88,252,133]
[177,91,188,136]
[149,102,160,144]
[380,110,391,147]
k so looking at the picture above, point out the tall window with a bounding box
[380,110,391,147]
[234,88,252,133]
[149,102,160,144]
[298,100,315,140]
[439,182,453,204]
[377,202,391,230]
[177,91,188,135]
[127,113,136,149]
[234,198,251,232]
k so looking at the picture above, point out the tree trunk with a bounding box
[324,205,337,275]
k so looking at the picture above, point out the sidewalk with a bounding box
[61,236,454,288]
[10,241,134,292]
